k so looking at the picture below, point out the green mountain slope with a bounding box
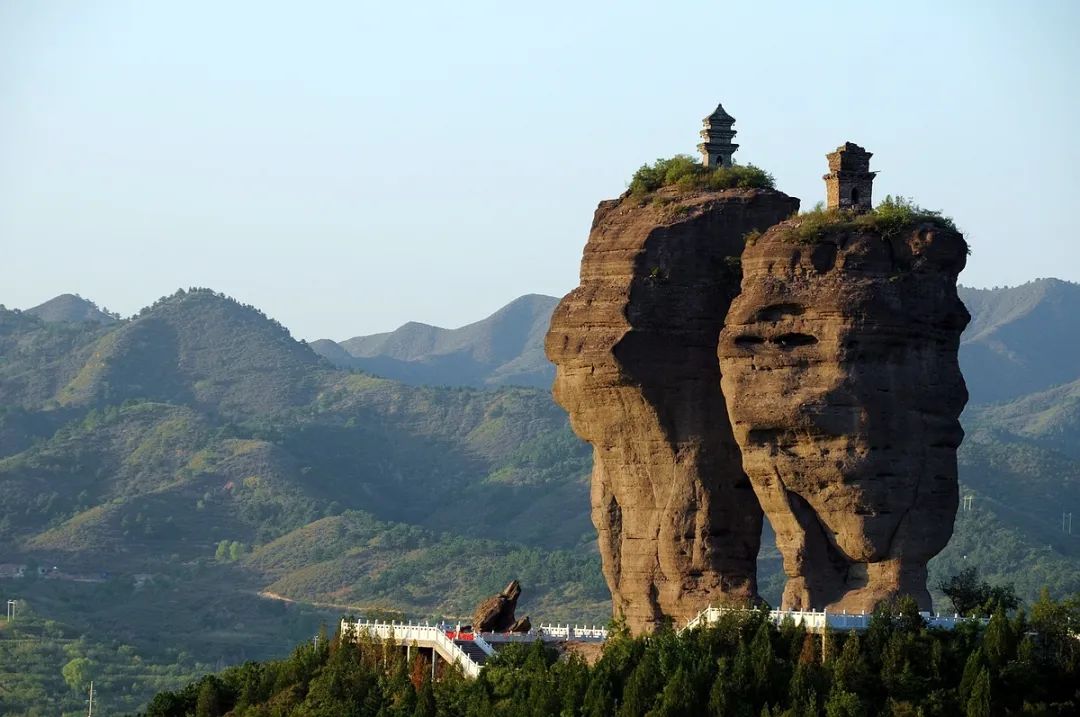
[24,293,118,325]
[313,294,559,388]
[959,279,1080,404]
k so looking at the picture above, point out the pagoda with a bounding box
[697,103,739,168]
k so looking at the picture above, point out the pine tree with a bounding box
[618,650,662,717]
[982,605,1016,672]
[965,668,991,717]
[413,676,435,717]
[582,664,617,717]
[831,632,871,697]
[647,666,696,717]
[958,647,986,702]
[749,621,777,704]
[194,678,223,717]
[823,688,865,717]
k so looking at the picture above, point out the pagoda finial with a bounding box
[698,103,739,168]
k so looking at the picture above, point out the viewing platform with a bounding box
[340,618,608,678]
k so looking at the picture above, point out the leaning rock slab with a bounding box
[718,220,969,612]
[473,580,521,632]
[546,186,798,632]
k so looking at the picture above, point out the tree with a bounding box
[749,621,778,703]
[824,689,866,717]
[939,568,1019,617]
[618,651,662,716]
[982,605,1016,671]
[413,676,435,717]
[61,657,94,692]
[830,633,871,697]
[958,648,986,704]
[581,665,617,717]
[648,666,697,717]
[965,668,991,717]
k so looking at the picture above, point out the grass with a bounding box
[780,195,962,245]
[629,154,775,197]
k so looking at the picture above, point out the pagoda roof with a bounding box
[704,103,735,124]
[832,141,872,156]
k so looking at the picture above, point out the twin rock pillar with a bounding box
[547,187,969,632]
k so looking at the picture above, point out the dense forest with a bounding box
[141,593,1080,717]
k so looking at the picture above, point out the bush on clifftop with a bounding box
[629,154,775,196]
[780,195,961,245]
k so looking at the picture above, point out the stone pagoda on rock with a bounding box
[824,142,877,211]
[697,103,739,168]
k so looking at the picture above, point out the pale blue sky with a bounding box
[2,1,1077,340]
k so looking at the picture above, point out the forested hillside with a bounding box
[0,289,599,714]
[145,595,1080,716]
[1,282,1079,715]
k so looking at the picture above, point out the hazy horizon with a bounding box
[4,0,1078,340]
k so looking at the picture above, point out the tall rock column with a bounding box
[718,221,970,612]
[545,186,798,632]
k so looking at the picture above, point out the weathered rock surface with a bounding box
[545,186,799,632]
[718,221,970,612]
[507,616,531,633]
[472,580,521,632]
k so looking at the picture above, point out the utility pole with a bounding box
[5,600,15,622]
[1064,512,1073,535]
[86,681,94,716]
[962,495,973,512]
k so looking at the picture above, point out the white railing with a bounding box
[340,619,483,678]
[535,623,609,641]
[681,606,990,633]
[472,634,496,656]
[472,623,608,643]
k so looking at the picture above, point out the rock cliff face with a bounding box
[545,186,799,632]
[718,221,969,612]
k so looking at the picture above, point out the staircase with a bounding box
[454,639,489,666]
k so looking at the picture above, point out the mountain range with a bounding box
[311,294,558,388]
[1,280,1079,712]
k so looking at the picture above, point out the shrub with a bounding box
[629,155,775,196]
[780,195,961,245]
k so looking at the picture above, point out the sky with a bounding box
[2,1,1078,341]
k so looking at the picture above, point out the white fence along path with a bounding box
[681,605,990,633]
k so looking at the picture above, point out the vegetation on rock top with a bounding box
[628,155,775,197]
[769,195,962,246]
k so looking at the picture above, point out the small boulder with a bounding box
[507,616,531,633]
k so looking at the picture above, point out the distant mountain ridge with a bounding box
[312,294,559,388]
[24,293,117,325]
[959,279,1080,404]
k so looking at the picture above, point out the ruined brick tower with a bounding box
[698,103,739,168]
[824,142,876,211]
